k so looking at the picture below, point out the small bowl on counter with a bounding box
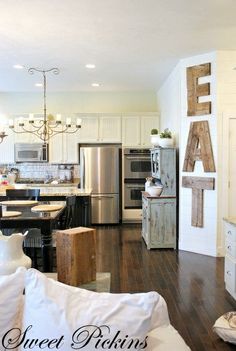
[147,185,163,197]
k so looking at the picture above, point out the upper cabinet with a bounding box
[1,113,159,164]
[140,115,159,146]
[122,114,159,147]
[99,116,121,142]
[122,116,141,146]
[0,131,15,163]
[77,114,121,143]
[79,115,99,142]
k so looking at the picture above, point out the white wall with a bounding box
[158,52,220,257]
[157,63,181,146]
[0,91,158,115]
[179,52,218,256]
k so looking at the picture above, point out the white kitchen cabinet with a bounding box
[99,116,121,142]
[224,219,236,300]
[49,127,78,164]
[63,132,78,163]
[79,116,99,142]
[0,131,15,163]
[78,115,121,143]
[141,116,159,146]
[122,115,158,147]
[122,116,141,146]
[49,128,63,163]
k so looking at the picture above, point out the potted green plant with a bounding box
[150,128,159,146]
[159,128,174,147]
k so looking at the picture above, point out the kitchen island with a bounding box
[0,185,92,227]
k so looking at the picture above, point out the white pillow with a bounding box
[17,269,169,351]
[213,314,236,344]
[0,267,26,345]
[146,325,191,351]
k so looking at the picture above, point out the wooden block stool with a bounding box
[56,227,96,287]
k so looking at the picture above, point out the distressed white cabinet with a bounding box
[224,218,236,300]
[142,194,176,249]
[122,115,158,147]
[151,148,176,196]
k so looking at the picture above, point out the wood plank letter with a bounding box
[182,176,215,227]
[187,63,211,116]
[183,121,215,172]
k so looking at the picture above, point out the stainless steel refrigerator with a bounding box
[79,144,120,224]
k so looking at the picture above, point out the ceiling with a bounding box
[1,0,236,92]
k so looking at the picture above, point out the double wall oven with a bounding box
[124,148,151,209]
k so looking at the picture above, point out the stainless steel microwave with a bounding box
[14,143,48,163]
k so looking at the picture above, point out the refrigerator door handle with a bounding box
[80,151,85,189]
[92,195,116,199]
[125,156,150,160]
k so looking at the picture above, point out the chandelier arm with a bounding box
[30,121,45,129]
[23,123,45,134]
[60,128,81,134]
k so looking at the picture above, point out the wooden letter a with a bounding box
[183,121,215,172]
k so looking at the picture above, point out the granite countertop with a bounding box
[142,191,176,199]
[223,217,236,226]
[0,185,92,197]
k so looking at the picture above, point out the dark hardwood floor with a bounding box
[95,224,236,351]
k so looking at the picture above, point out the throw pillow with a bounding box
[213,312,236,344]
[14,269,169,351]
[0,267,26,347]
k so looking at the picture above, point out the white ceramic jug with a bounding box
[0,231,32,275]
[145,177,153,192]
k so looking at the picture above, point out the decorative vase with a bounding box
[0,231,32,275]
[159,138,174,148]
[150,134,159,147]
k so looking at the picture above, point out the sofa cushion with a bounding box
[146,325,191,350]
[213,312,236,344]
[17,269,169,351]
[0,267,26,343]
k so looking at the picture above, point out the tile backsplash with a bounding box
[0,163,80,182]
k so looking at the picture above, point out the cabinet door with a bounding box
[122,116,140,146]
[150,200,176,247]
[49,126,64,163]
[99,116,121,142]
[141,116,159,147]
[79,116,99,142]
[64,132,78,163]
[0,131,15,163]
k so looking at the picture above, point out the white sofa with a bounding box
[0,267,190,350]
